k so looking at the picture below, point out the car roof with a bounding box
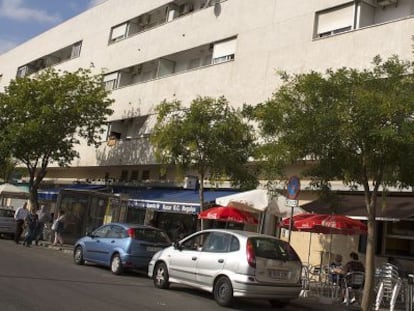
[105,222,162,230]
[195,229,280,239]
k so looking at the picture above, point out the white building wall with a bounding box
[0,0,414,171]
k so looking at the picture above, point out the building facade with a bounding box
[1,0,413,184]
[1,0,414,262]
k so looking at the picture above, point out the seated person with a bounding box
[343,252,365,274]
[330,254,344,284]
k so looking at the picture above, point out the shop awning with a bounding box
[301,193,414,221]
[38,184,108,201]
[127,189,239,214]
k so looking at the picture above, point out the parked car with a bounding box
[148,229,302,307]
[73,223,171,274]
[0,207,16,239]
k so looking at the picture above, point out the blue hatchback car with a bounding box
[73,223,171,275]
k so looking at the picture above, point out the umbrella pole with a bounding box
[307,232,312,265]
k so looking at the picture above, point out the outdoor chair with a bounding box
[343,271,365,306]
[375,263,404,311]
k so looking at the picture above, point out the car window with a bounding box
[229,236,240,252]
[250,237,300,261]
[0,209,14,217]
[133,228,171,243]
[106,225,125,239]
[181,232,210,251]
[203,232,230,253]
[93,225,111,238]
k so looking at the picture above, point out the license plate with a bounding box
[269,269,289,280]
[146,246,161,252]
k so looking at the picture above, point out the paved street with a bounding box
[0,238,398,311]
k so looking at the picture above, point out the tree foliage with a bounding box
[151,96,258,225]
[249,55,414,310]
[0,68,114,208]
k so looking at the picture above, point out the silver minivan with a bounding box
[148,229,302,307]
[0,207,16,239]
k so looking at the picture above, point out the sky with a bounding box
[0,0,108,55]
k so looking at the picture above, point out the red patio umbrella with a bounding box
[279,213,367,266]
[294,214,367,235]
[198,206,258,225]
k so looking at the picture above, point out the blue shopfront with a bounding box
[39,185,238,243]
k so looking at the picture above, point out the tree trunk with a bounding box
[361,205,377,311]
[199,174,205,230]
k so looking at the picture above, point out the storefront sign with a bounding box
[128,200,200,214]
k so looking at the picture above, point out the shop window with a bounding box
[315,3,354,38]
[142,170,150,180]
[384,220,414,257]
[130,170,139,182]
[120,170,129,182]
[126,207,146,224]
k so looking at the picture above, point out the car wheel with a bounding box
[153,262,170,289]
[269,299,290,308]
[110,254,124,275]
[73,246,85,265]
[213,276,233,307]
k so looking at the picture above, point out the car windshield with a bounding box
[250,237,300,261]
[134,228,171,243]
[0,209,14,217]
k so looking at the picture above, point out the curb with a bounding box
[37,241,73,254]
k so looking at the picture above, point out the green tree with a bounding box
[0,68,114,209]
[151,96,258,228]
[249,55,414,310]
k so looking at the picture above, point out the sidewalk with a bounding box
[37,240,74,254]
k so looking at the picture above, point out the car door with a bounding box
[196,232,230,286]
[83,225,111,263]
[98,225,126,265]
[168,232,210,283]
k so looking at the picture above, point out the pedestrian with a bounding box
[23,208,38,247]
[13,201,29,244]
[52,210,65,246]
[34,205,51,245]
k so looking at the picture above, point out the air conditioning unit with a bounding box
[376,0,397,7]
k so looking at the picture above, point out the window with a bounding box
[93,225,111,238]
[110,23,129,42]
[16,66,28,78]
[120,170,129,182]
[212,38,237,64]
[103,72,119,91]
[383,220,414,257]
[315,3,354,38]
[203,233,230,253]
[141,170,150,180]
[130,170,139,182]
[182,232,210,251]
[70,41,82,58]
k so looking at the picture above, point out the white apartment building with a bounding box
[1,0,414,260]
[1,0,413,186]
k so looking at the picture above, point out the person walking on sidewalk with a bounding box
[34,205,51,245]
[52,210,65,246]
[23,208,38,247]
[13,201,29,244]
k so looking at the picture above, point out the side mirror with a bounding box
[173,241,182,250]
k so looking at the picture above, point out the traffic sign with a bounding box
[286,199,298,207]
[286,176,300,200]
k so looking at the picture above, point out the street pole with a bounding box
[288,205,294,244]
